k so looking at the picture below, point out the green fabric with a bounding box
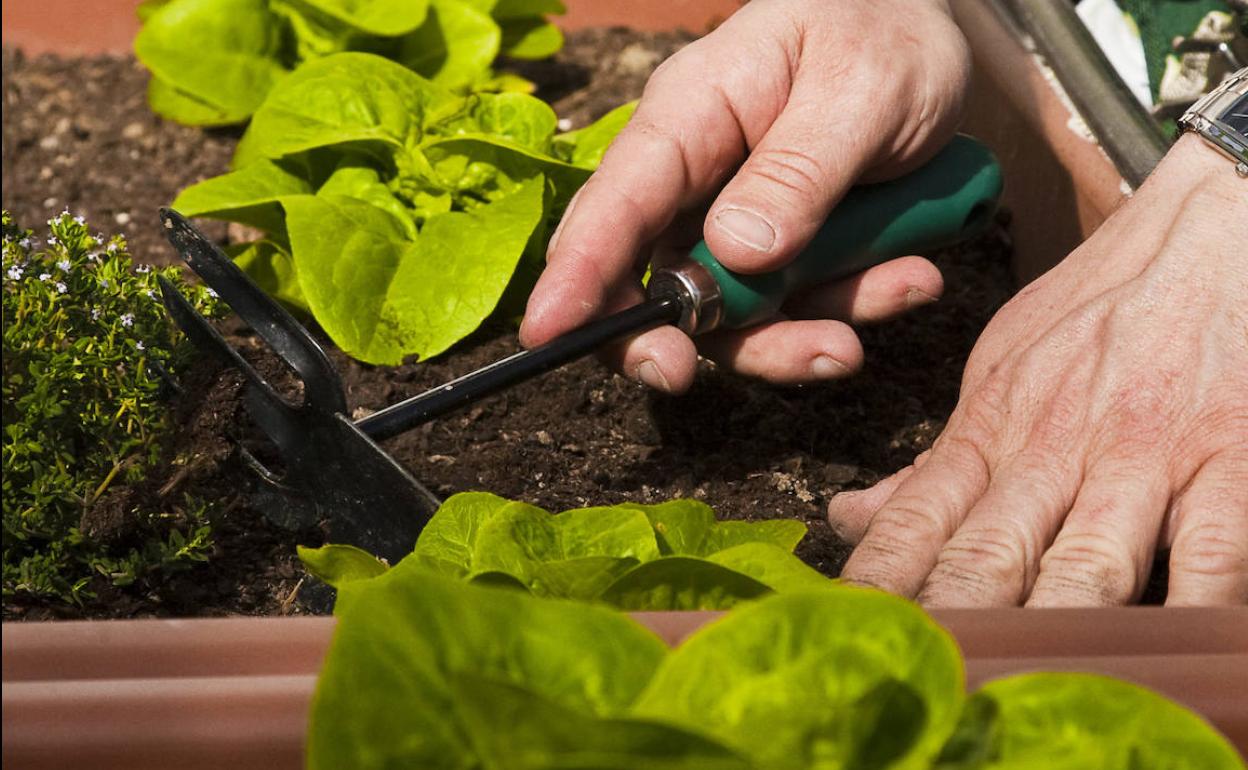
[1118,0,1232,97]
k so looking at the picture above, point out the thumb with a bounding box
[704,79,881,274]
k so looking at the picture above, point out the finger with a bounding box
[1026,459,1169,607]
[694,319,866,385]
[1166,452,1248,606]
[918,457,1077,607]
[783,256,943,324]
[592,286,700,394]
[841,438,990,597]
[521,45,754,347]
[704,72,882,274]
[827,451,931,544]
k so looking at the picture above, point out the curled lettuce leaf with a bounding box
[312,492,825,609]
[137,0,565,126]
[305,520,1241,770]
[937,673,1246,770]
[175,52,631,363]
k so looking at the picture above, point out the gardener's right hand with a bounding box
[520,0,972,391]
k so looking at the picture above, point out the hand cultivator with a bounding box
[158,135,1002,563]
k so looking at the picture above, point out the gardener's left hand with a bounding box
[829,134,1248,607]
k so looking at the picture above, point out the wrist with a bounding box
[1121,134,1245,237]
[1063,134,1244,281]
[1135,134,1248,274]
[1152,133,1245,202]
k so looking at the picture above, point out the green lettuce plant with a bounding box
[135,0,565,126]
[307,568,1245,769]
[173,52,635,364]
[299,492,830,610]
[2,211,220,603]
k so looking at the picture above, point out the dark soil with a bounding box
[2,29,1022,619]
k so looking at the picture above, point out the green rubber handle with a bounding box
[686,134,1003,330]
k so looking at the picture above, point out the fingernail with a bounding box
[906,287,938,309]
[713,208,776,252]
[637,360,671,392]
[811,355,848,379]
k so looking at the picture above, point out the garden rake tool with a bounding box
[157,134,1002,564]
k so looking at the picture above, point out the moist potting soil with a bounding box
[3,29,1031,620]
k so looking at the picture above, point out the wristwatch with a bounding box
[1178,66,1248,177]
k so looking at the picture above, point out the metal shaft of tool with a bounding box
[356,294,685,442]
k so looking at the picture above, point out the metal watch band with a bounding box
[1178,66,1248,177]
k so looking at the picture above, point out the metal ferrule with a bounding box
[647,260,723,335]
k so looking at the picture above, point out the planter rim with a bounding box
[5,606,1246,770]
[1,0,745,56]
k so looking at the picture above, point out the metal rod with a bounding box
[356,295,685,442]
[1002,0,1169,187]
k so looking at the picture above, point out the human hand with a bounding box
[520,0,971,391]
[830,134,1248,607]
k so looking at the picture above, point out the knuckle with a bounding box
[1184,402,1248,453]
[841,548,913,594]
[930,433,992,484]
[620,117,686,168]
[920,527,1028,604]
[1171,520,1248,580]
[941,526,1028,579]
[646,46,698,87]
[1096,374,1180,448]
[744,147,829,203]
[1025,390,1085,456]
[954,372,1010,439]
[1037,531,1140,605]
[872,497,955,542]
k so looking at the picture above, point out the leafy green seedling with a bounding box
[300,491,827,609]
[936,673,1248,769]
[135,0,566,126]
[308,571,1244,769]
[297,543,389,587]
[2,211,220,603]
[175,52,635,364]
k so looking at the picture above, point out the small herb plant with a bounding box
[135,0,565,126]
[299,492,830,609]
[308,568,1245,769]
[173,52,635,364]
[2,211,219,603]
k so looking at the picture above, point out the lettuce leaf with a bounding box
[284,0,430,37]
[306,561,1241,770]
[937,673,1246,770]
[175,52,632,363]
[296,543,389,587]
[307,565,670,769]
[135,0,290,126]
[633,588,966,770]
[332,492,822,609]
[137,0,565,126]
[284,173,544,362]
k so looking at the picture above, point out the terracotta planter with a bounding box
[4,608,1246,769]
[955,0,1136,282]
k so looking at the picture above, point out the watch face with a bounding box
[1227,93,1248,135]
